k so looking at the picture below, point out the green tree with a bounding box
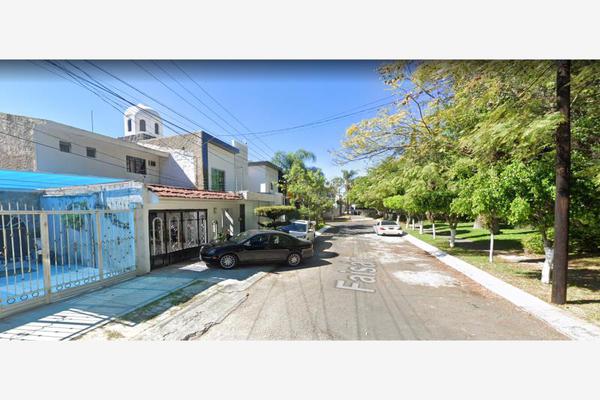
[341,169,357,213]
[286,163,334,225]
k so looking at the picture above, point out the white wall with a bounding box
[33,120,164,184]
[207,143,236,192]
[248,165,279,193]
[124,106,162,137]
[232,140,248,191]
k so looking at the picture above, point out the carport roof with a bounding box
[147,184,242,200]
[0,169,126,190]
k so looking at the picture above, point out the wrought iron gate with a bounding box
[149,209,208,269]
[0,205,136,317]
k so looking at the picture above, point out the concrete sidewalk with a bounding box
[0,261,270,341]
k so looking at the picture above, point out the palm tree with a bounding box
[341,169,357,214]
[272,149,317,173]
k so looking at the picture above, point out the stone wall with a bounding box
[0,113,38,171]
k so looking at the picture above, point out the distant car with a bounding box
[373,220,403,236]
[278,220,316,242]
[200,229,314,269]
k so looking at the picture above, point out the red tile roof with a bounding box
[146,184,242,200]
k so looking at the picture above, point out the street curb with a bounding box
[404,233,600,341]
[132,269,273,340]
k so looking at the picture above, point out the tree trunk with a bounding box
[419,218,424,234]
[405,214,411,230]
[551,60,571,305]
[449,227,456,248]
[489,231,494,263]
[432,222,436,239]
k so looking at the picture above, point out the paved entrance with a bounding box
[0,260,268,341]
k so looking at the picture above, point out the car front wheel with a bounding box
[219,254,238,269]
[286,252,302,267]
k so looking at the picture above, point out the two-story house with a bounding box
[0,105,283,269]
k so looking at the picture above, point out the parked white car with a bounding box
[278,220,316,242]
[373,220,403,236]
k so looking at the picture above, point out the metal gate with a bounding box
[0,205,136,317]
[149,209,208,269]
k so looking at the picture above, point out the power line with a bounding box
[170,61,278,155]
[46,61,245,177]
[151,61,274,161]
[137,61,272,161]
[242,99,398,137]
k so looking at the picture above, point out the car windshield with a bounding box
[288,222,308,232]
[381,221,397,225]
[228,230,255,244]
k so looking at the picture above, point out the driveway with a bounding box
[199,218,566,340]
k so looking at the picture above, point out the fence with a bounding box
[0,204,136,317]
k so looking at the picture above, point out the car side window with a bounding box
[248,234,268,247]
[271,234,293,248]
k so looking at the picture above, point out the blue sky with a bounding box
[0,61,393,180]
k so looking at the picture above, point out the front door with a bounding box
[268,233,292,262]
[238,233,271,263]
[149,209,208,269]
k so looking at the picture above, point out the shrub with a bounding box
[522,233,545,255]
[522,226,600,255]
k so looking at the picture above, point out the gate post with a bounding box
[40,213,52,303]
[132,203,150,275]
[95,211,104,280]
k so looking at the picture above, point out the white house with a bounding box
[0,106,285,269]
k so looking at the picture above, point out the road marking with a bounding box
[336,260,376,293]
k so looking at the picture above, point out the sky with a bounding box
[0,60,393,180]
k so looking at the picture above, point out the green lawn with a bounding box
[409,222,600,325]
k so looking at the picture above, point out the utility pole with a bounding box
[551,60,571,305]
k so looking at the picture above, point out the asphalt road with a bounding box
[200,218,566,340]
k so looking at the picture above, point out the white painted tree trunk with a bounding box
[419,219,424,234]
[541,245,554,284]
[489,232,494,263]
[432,223,436,239]
[411,218,415,230]
[449,228,456,248]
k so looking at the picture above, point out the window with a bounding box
[59,141,71,153]
[149,160,156,167]
[139,119,146,132]
[154,122,159,135]
[247,234,268,247]
[86,147,96,158]
[210,168,225,191]
[271,234,293,248]
[127,118,132,132]
[126,155,147,175]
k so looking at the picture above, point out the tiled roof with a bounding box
[146,184,242,200]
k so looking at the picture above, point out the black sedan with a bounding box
[200,229,314,269]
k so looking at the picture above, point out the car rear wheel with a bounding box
[286,252,302,267]
[219,254,238,269]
